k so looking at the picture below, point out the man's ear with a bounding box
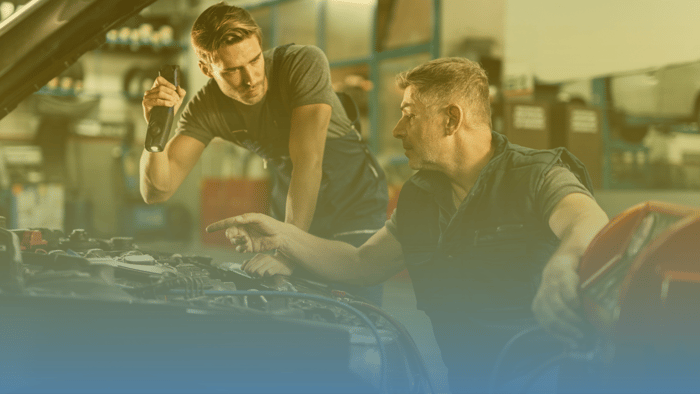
[198,61,214,78]
[445,104,463,135]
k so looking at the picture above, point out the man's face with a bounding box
[203,35,267,105]
[393,86,445,170]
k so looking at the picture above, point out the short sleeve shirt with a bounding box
[384,165,593,239]
[175,45,352,146]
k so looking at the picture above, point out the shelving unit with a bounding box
[34,42,186,101]
[586,76,700,190]
[96,43,185,55]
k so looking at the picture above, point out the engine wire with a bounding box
[489,327,602,394]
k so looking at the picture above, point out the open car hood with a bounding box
[0,0,157,119]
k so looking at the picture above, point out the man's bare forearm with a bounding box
[541,209,608,288]
[277,224,373,285]
[533,194,610,342]
[139,150,174,204]
[285,160,322,231]
[208,214,403,285]
[285,103,330,231]
[550,208,609,266]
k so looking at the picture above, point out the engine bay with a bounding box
[0,227,432,394]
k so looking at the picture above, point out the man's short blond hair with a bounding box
[396,57,492,128]
[191,2,263,65]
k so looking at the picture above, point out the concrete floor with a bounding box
[139,239,452,394]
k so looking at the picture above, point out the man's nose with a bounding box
[392,119,404,139]
[241,67,254,85]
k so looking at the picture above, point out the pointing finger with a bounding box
[206,217,240,233]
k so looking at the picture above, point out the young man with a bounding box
[140,3,387,304]
[207,58,610,392]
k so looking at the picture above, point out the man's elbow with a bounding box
[142,195,168,205]
[140,185,171,205]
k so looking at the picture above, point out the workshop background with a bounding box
[2,0,700,392]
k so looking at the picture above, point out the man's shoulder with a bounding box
[179,78,226,128]
[268,44,335,107]
[501,141,568,169]
[177,79,224,142]
[271,44,327,66]
[281,44,325,56]
[187,78,219,105]
[499,139,593,192]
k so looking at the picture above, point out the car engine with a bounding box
[0,227,432,394]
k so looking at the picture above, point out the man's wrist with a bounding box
[545,253,580,273]
[277,222,298,257]
[143,148,166,155]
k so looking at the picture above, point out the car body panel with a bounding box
[0,0,156,118]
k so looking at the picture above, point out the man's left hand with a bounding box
[538,192,609,346]
[242,252,294,277]
[532,254,586,347]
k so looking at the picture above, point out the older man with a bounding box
[208,58,609,393]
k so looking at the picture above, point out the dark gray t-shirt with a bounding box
[176,45,351,145]
[385,165,593,239]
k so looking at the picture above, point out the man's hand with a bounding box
[207,214,294,277]
[532,254,586,347]
[206,213,287,253]
[241,253,294,277]
[142,76,186,123]
[536,192,609,346]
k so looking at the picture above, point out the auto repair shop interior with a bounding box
[1,1,700,393]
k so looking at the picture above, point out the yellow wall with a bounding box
[505,0,700,82]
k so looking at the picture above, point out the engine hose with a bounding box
[490,327,602,394]
[129,277,203,298]
[348,303,424,393]
[348,300,435,394]
[516,353,569,394]
[516,347,601,394]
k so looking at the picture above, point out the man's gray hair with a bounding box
[396,57,491,128]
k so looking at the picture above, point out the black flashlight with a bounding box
[145,65,180,153]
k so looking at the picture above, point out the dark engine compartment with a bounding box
[0,228,432,394]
